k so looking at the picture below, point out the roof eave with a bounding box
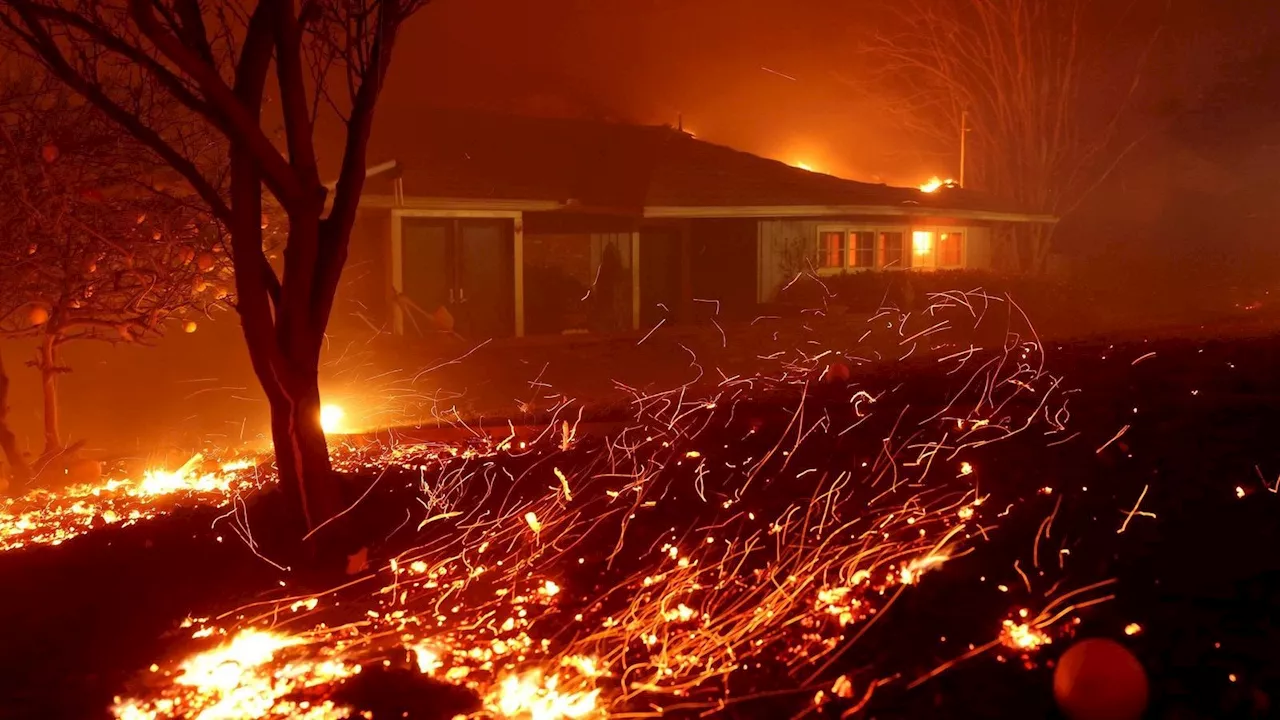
[358,194,567,212]
[641,204,1058,223]
[355,195,1058,224]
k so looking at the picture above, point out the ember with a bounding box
[90,290,1091,718]
[0,454,261,552]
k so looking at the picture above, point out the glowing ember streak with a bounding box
[525,511,543,534]
[97,289,1075,719]
[899,553,949,585]
[554,467,572,501]
[319,404,346,434]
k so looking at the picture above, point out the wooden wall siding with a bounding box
[756,219,821,303]
[966,225,993,269]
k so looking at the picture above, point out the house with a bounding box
[343,109,1055,340]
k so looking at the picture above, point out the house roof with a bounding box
[361,109,1051,222]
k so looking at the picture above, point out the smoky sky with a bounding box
[361,0,943,185]
[342,0,1270,188]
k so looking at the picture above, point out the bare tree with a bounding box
[0,350,27,491]
[0,80,225,481]
[862,0,1164,272]
[0,0,430,545]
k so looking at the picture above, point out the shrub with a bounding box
[777,270,1091,326]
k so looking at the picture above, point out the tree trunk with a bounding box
[0,349,31,490]
[262,366,342,541]
[1029,224,1056,276]
[38,334,61,457]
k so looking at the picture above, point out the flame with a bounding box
[489,670,601,720]
[918,176,955,192]
[1,454,260,552]
[999,618,1052,651]
[112,628,358,720]
[793,161,816,172]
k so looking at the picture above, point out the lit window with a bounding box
[816,227,909,271]
[938,232,963,266]
[912,230,934,256]
[818,231,845,269]
[878,231,905,268]
[910,230,936,269]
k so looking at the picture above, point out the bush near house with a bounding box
[777,270,1096,330]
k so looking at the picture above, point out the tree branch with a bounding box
[274,0,322,193]
[0,6,231,223]
[127,0,305,209]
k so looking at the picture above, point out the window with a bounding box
[817,230,845,270]
[911,230,935,269]
[938,231,963,267]
[878,231,905,269]
[816,226,909,271]
[851,231,875,268]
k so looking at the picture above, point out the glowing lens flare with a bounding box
[319,404,345,434]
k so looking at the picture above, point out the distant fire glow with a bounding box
[918,176,955,192]
[792,160,817,172]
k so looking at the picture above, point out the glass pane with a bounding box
[939,232,963,266]
[911,230,936,268]
[878,231,904,268]
[851,231,875,268]
[818,231,845,269]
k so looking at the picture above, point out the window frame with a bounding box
[908,225,968,270]
[814,224,912,274]
[815,228,847,272]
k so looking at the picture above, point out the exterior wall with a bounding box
[331,208,393,336]
[756,218,1002,303]
[757,219,822,303]
[966,225,993,269]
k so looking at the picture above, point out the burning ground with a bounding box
[3,291,1280,719]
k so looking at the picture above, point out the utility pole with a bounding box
[959,109,968,187]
